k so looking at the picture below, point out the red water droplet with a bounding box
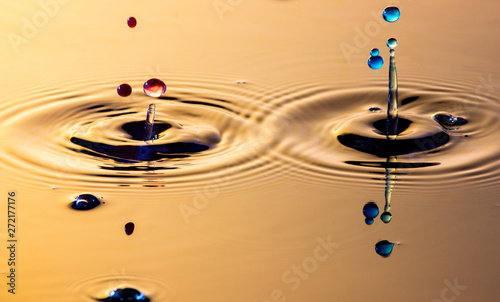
[127,17,137,28]
[143,78,167,97]
[125,222,135,235]
[117,84,132,97]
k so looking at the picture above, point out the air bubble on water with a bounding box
[97,287,150,302]
[368,107,381,113]
[143,78,166,97]
[363,202,379,219]
[125,222,135,235]
[71,194,101,210]
[383,6,400,23]
[117,84,132,97]
[433,113,468,128]
[387,38,398,49]
[370,48,380,56]
[375,240,395,257]
[368,55,384,69]
[127,17,137,28]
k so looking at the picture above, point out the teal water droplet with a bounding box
[383,6,400,23]
[387,38,398,49]
[380,211,392,223]
[368,55,384,69]
[363,202,379,219]
[370,48,380,56]
[375,240,395,257]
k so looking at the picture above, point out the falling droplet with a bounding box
[368,107,381,112]
[71,194,101,210]
[143,78,166,97]
[368,55,384,69]
[370,48,380,56]
[365,219,374,225]
[375,240,395,257]
[97,287,150,302]
[125,222,135,235]
[127,17,137,28]
[363,202,379,219]
[387,38,398,50]
[383,6,400,23]
[117,84,132,97]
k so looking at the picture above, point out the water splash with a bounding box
[71,194,101,210]
[383,7,400,23]
[143,104,156,142]
[96,287,149,302]
[386,38,399,140]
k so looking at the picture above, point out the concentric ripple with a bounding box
[68,273,173,302]
[0,71,285,192]
[258,75,500,191]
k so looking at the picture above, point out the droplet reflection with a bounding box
[125,222,135,235]
[71,194,101,210]
[97,287,150,302]
[375,240,395,257]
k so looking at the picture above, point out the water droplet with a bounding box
[363,202,379,219]
[380,211,392,223]
[368,107,381,112]
[368,55,384,69]
[365,219,374,225]
[383,6,400,23]
[71,194,100,210]
[97,287,150,302]
[125,222,135,235]
[387,38,398,49]
[127,17,137,28]
[433,113,468,128]
[375,240,395,257]
[117,84,132,97]
[370,48,380,56]
[143,78,166,97]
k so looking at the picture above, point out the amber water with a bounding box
[1,1,500,302]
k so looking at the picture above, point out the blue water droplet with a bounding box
[363,202,379,219]
[97,288,150,302]
[368,55,384,69]
[375,240,395,257]
[365,218,374,225]
[71,194,100,210]
[383,6,400,23]
[380,211,392,223]
[370,48,380,56]
[433,113,468,128]
[387,38,398,49]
